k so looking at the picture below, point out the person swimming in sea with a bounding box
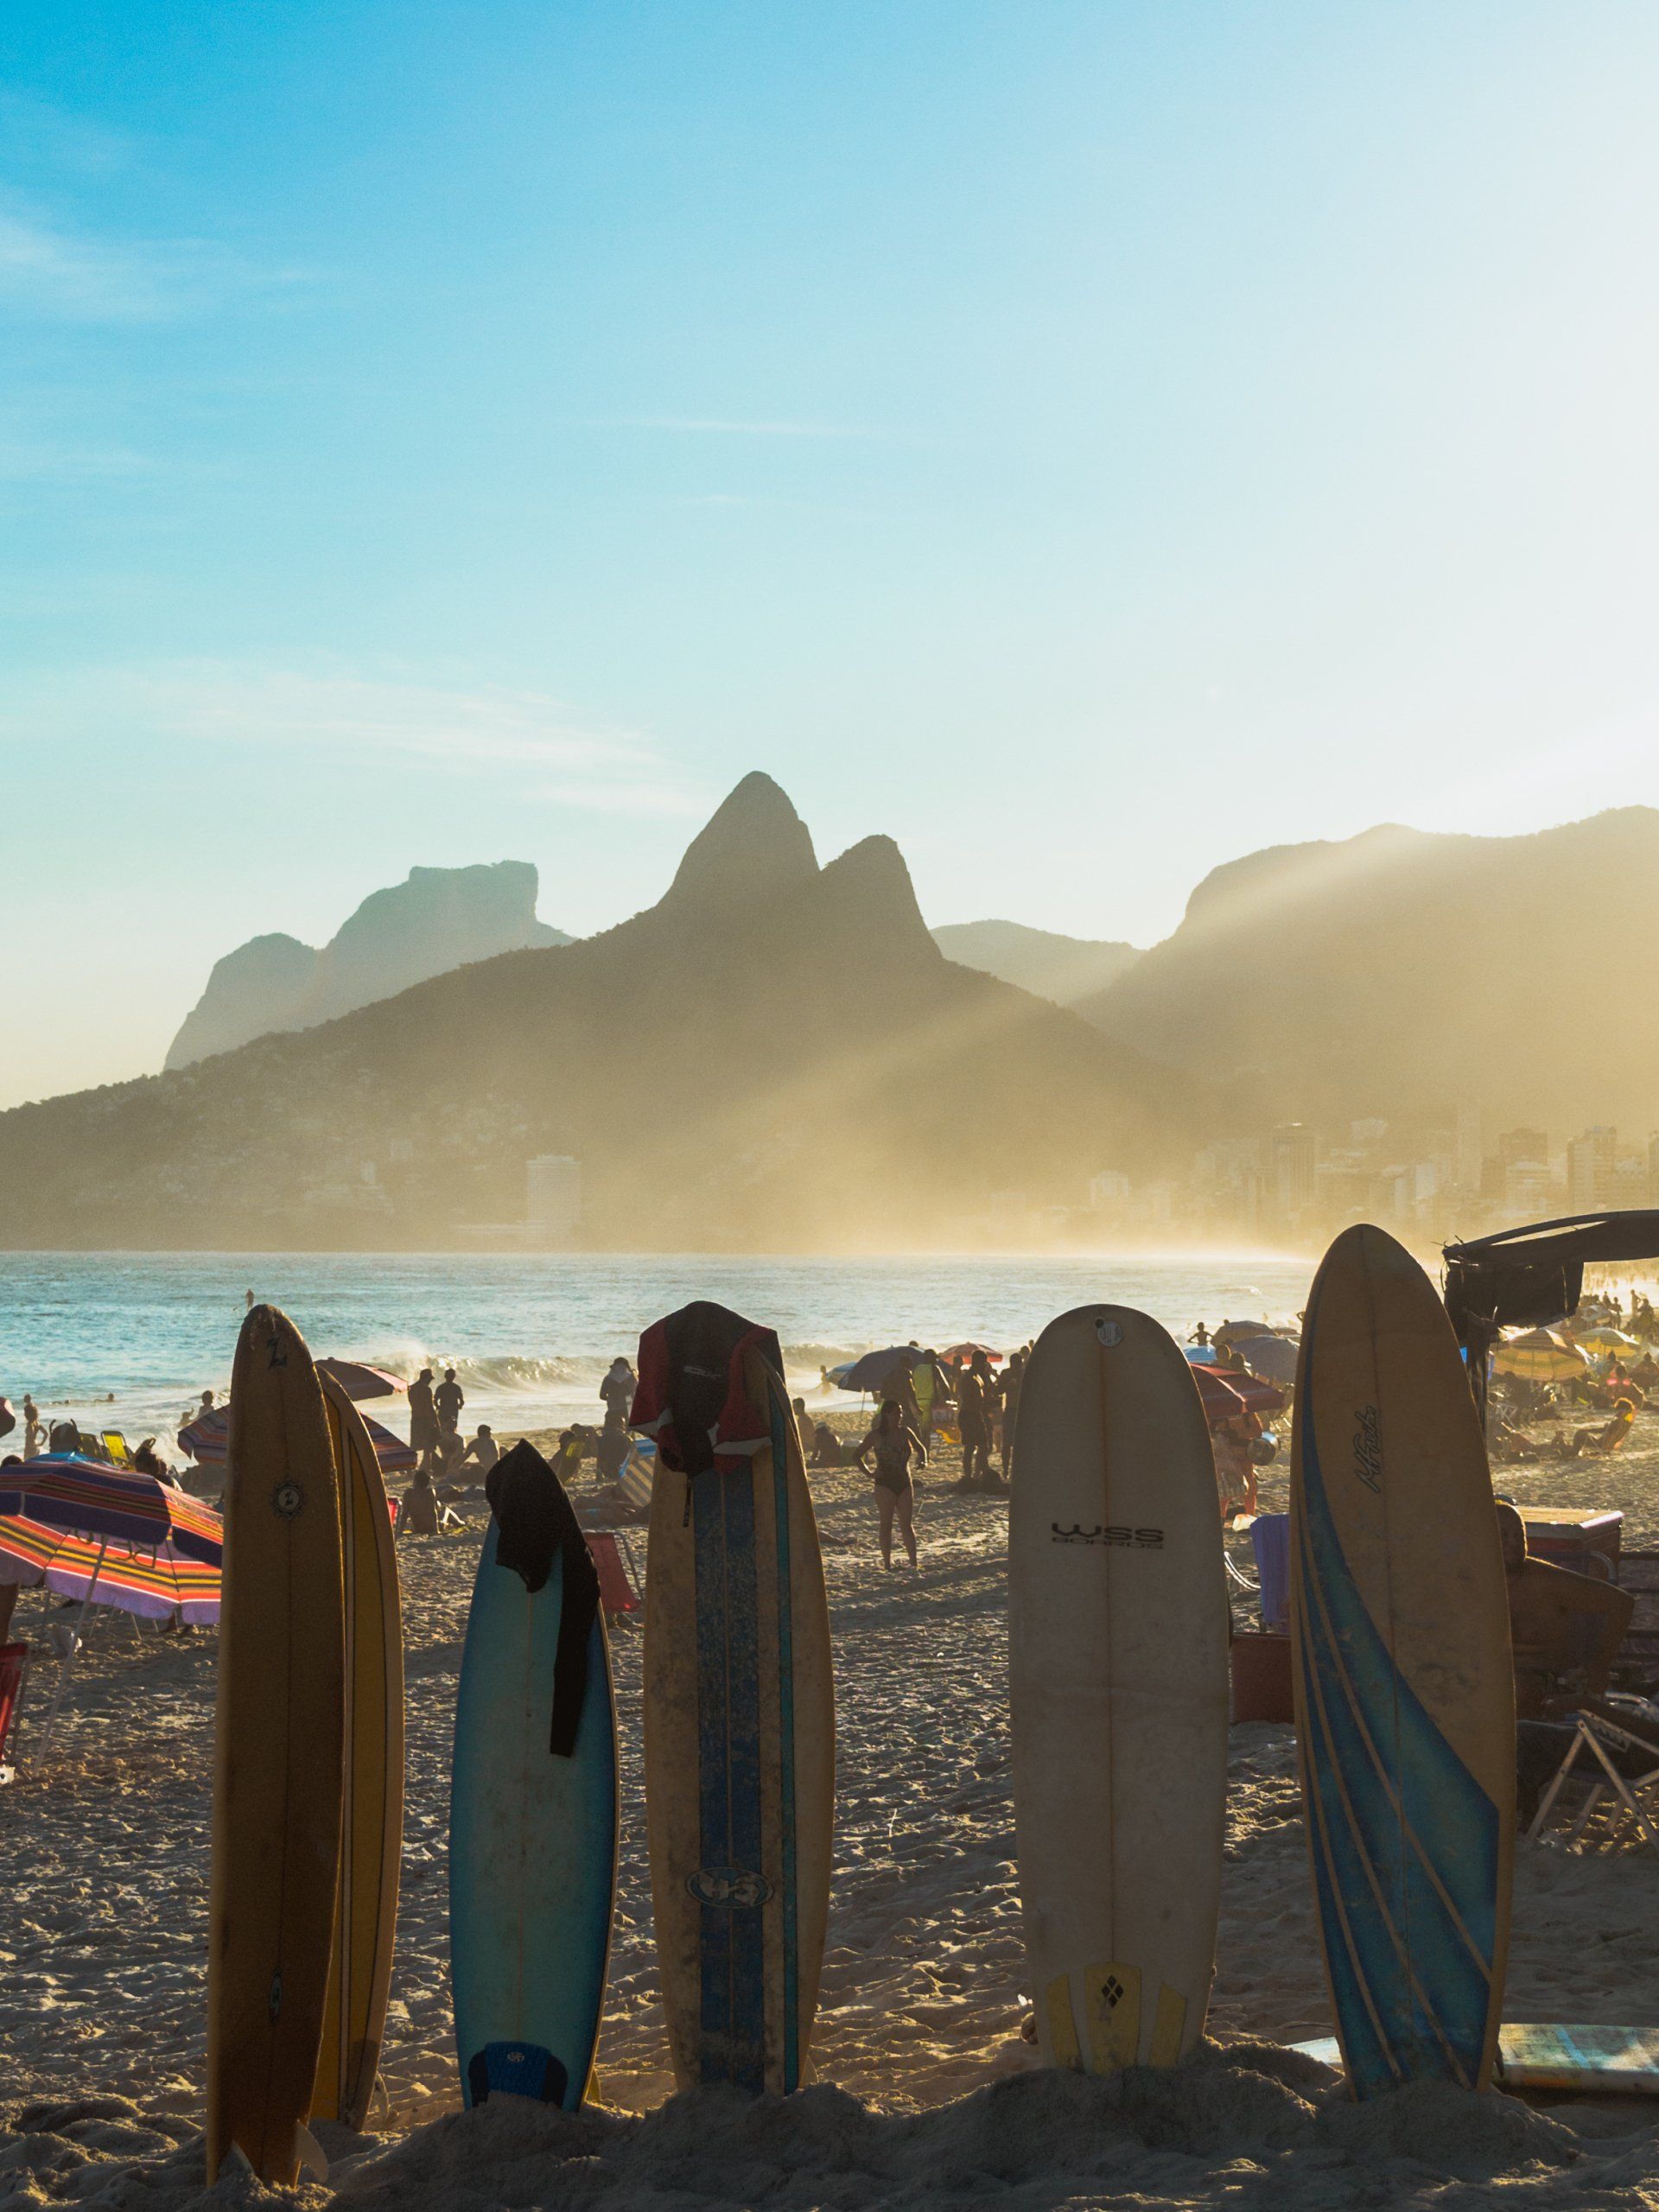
[855,1397,925,1571]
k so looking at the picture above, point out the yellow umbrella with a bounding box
[1492,1327,1588,1383]
[1576,1325,1640,1356]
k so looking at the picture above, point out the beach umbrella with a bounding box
[0,1458,222,1565]
[1577,1326,1640,1357]
[836,1347,918,1395]
[1234,1334,1300,1386]
[0,1465,226,1758]
[1192,1366,1285,1422]
[315,1357,406,1402]
[939,1342,1003,1364]
[1492,1328,1588,1383]
[179,1404,415,1475]
[0,1516,221,1625]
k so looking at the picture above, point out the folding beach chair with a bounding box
[100,1432,134,1468]
[1528,1697,1659,1855]
[586,1529,643,1622]
[0,1642,29,1783]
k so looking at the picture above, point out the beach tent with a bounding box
[1445,1208,1659,1432]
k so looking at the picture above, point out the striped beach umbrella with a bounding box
[0,1459,222,1565]
[0,1516,221,1625]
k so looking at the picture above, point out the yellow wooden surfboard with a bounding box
[312,1375,404,2133]
[207,1306,345,2184]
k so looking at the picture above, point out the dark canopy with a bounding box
[1443,1209,1659,1429]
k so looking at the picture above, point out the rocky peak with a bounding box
[660,773,819,911]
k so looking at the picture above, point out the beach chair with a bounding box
[615,1440,654,1518]
[100,1431,134,1468]
[586,1530,642,1622]
[0,1642,29,1782]
[1529,1698,1659,1856]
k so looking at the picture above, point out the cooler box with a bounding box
[1232,1630,1294,1723]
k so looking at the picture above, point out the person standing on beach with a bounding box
[435,1368,465,1441]
[912,1352,939,1446]
[22,1395,42,1459]
[855,1398,925,1570]
[998,1347,1027,1476]
[408,1369,438,1465]
[600,1356,636,1423]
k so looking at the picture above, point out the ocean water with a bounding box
[0,1249,1314,1453]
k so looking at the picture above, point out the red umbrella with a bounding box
[315,1357,406,1402]
[178,1404,416,1475]
[940,1342,1004,1363]
[1192,1366,1284,1423]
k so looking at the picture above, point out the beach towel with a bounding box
[630,1300,785,1476]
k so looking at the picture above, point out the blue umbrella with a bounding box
[836,1347,917,1395]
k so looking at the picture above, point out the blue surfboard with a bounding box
[448,1444,617,2110]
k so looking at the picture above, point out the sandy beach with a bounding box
[5,1418,1659,2210]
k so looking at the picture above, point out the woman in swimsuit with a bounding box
[856,1396,925,1570]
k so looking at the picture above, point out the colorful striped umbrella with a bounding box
[178,1405,416,1475]
[0,1459,222,1566]
[0,1515,221,1625]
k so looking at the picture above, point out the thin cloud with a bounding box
[585,415,873,439]
[0,438,151,483]
[0,660,700,814]
[0,201,314,323]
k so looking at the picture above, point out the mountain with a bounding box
[0,773,1216,1252]
[165,861,571,1069]
[1077,809,1659,1133]
[931,920,1141,1007]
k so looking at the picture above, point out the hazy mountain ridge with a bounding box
[1077,807,1659,1130]
[929,920,1141,1006]
[3,776,1210,1251]
[165,860,571,1069]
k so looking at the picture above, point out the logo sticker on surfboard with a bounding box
[1095,1319,1123,1346]
[687,1866,771,1909]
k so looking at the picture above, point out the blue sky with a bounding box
[5,2,1659,1105]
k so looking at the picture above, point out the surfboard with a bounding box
[449,1441,616,2111]
[207,1306,345,2185]
[312,1375,404,2133]
[1290,1223,1515,2101]
[1294,2024,1659,2096]
[639,1312,835,2094]
[1009,1304,1230,2071]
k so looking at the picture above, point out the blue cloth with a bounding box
[1252,1512,1290,1631]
